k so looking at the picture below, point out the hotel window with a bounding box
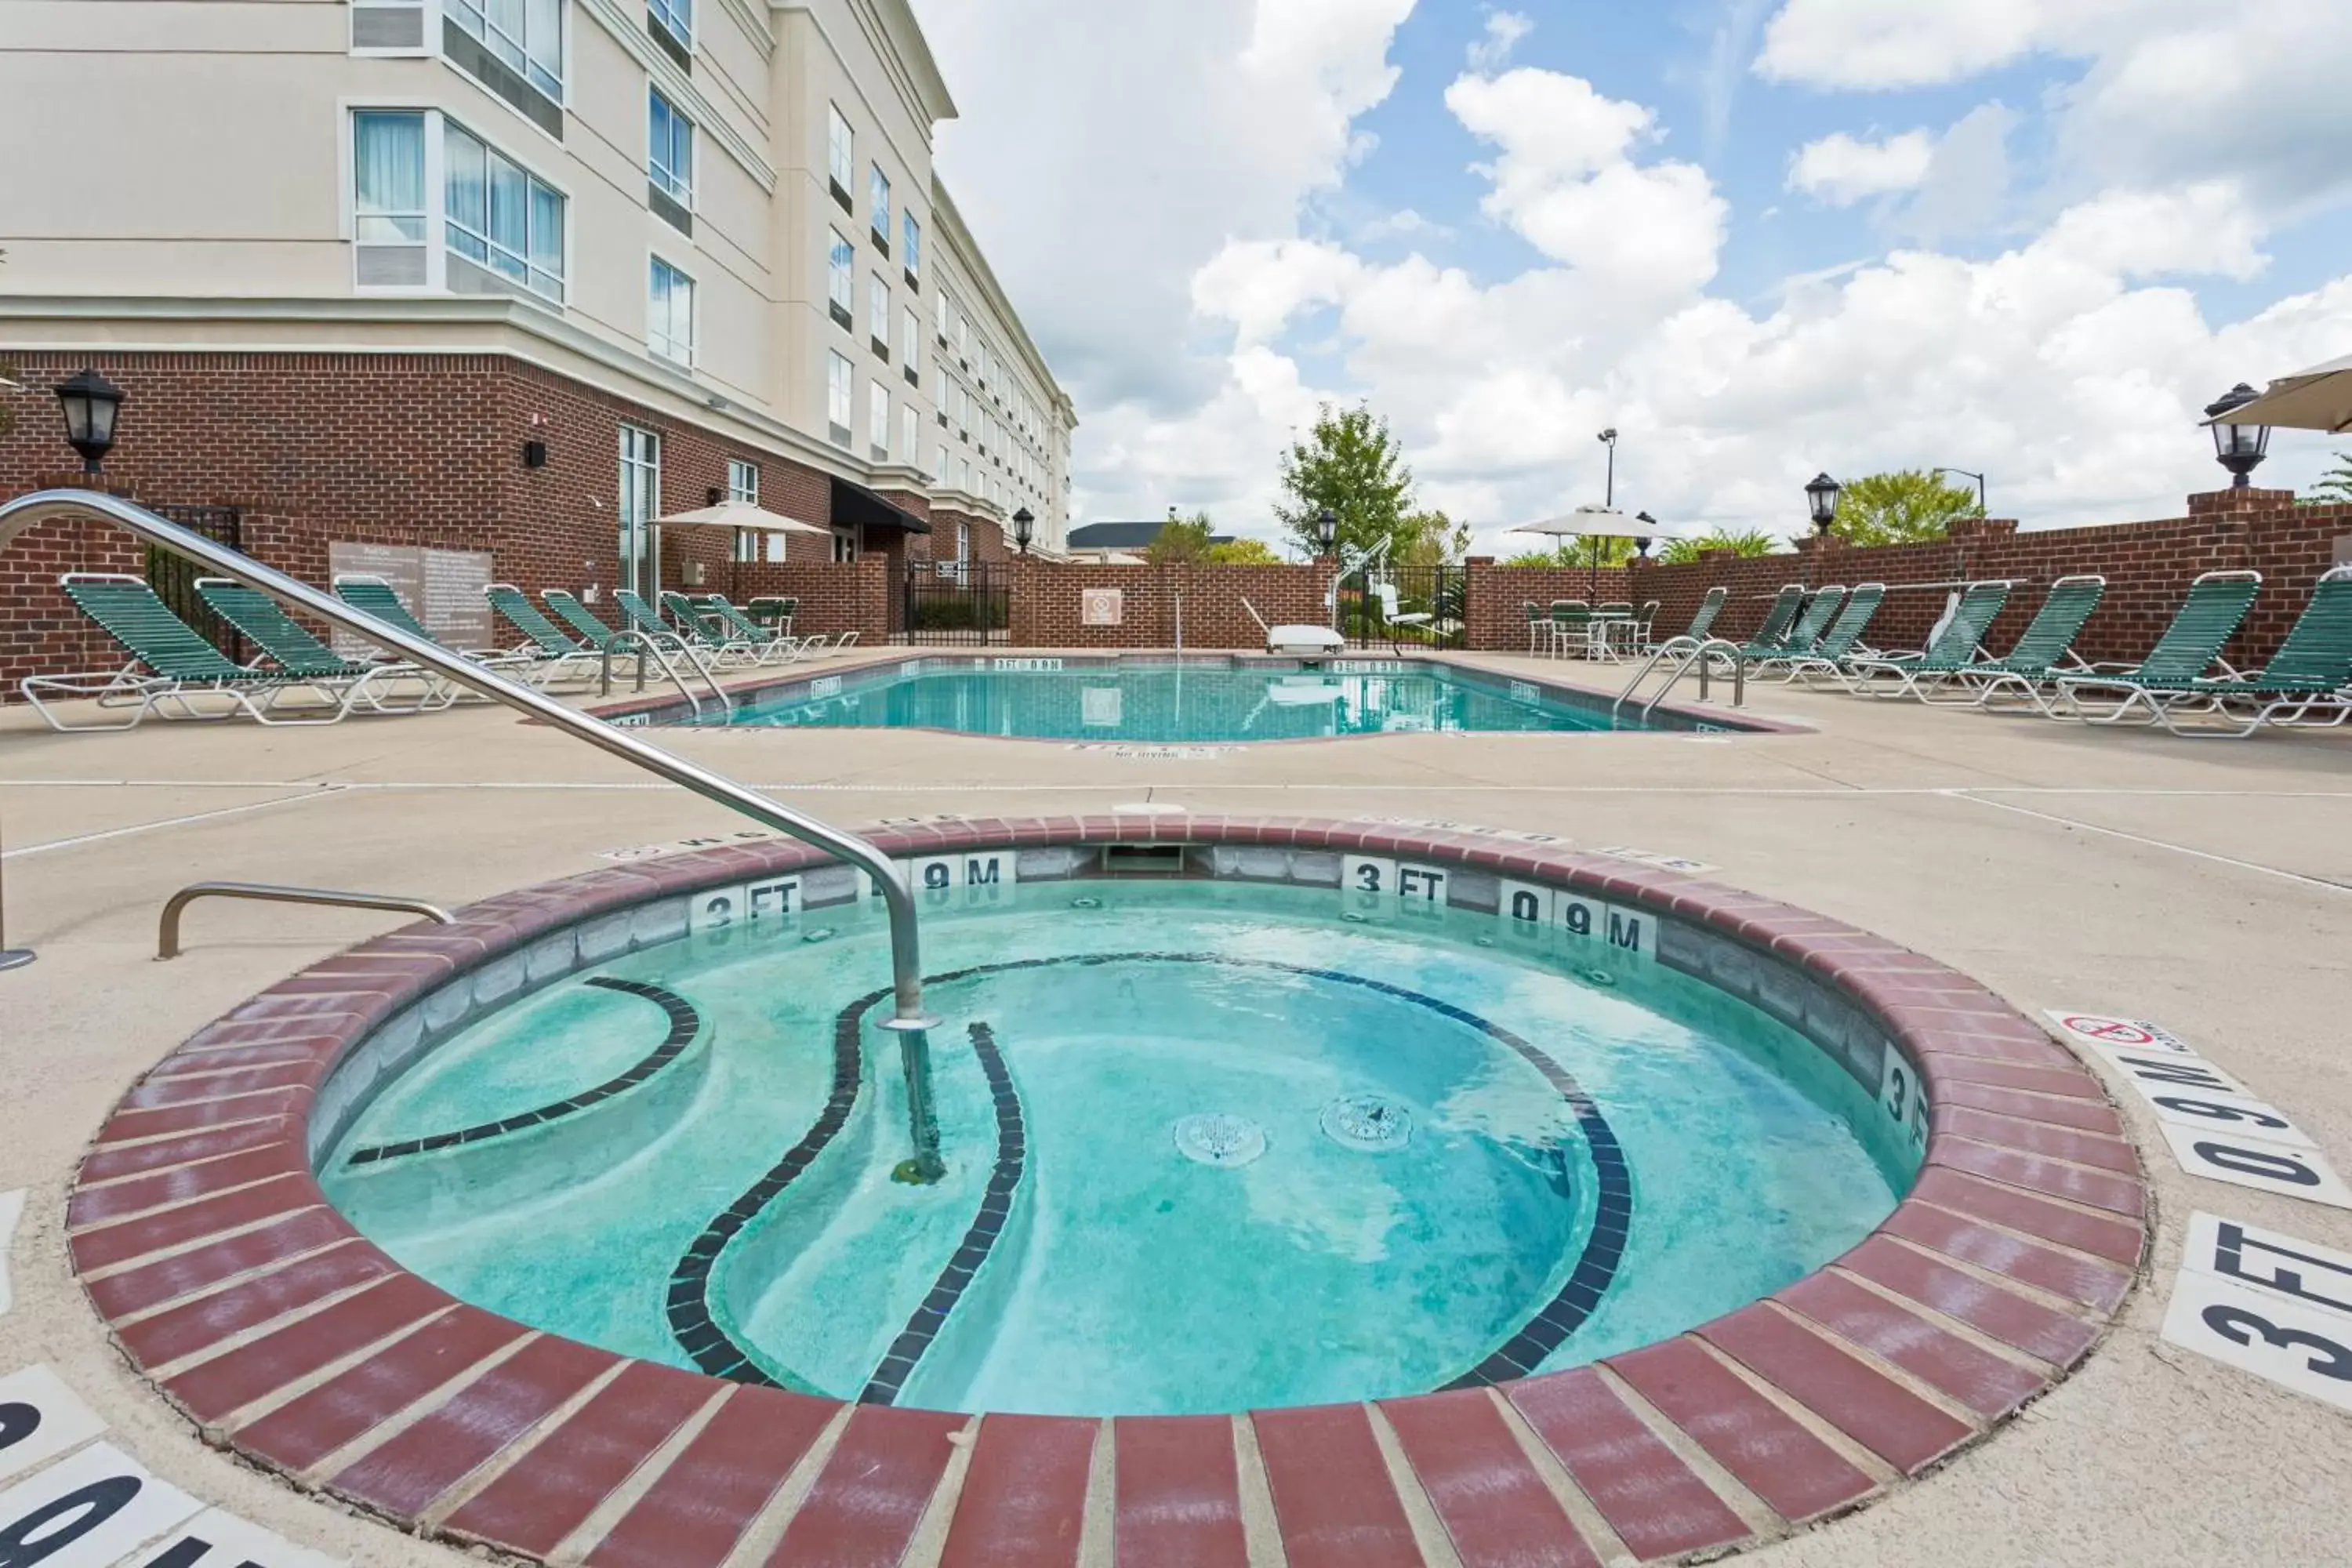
[351,111,430,286]
[869,383,890,462]
[901,304,920,383]
[935,444,949,485]
[900,405,920,467]
[826,104,853,210]
[869,274,890,357]
[618,423,660,599]
[648,256,695,365]
[826,351,854,448]
[935,290,949,341]
[869,165,891,250]
[437,118,566,302]
[902,211,920,283]
[827,229,854,330]
[648,0,691,54]
[648,89,692,230]
[727,458,771,561]
[445,0,564,126]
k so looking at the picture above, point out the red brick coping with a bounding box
[67,818,2143,1566]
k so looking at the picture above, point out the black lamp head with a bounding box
[54,367,125,474]
[2204,383,2271,489]
[1805,472,1842,531]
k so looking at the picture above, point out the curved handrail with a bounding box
[1613,634,1747,720]
[0,488,934,1032]
[159,881,454,960]
[599,627,729,719]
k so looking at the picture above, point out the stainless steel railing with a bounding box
[0,491,942,1140]
[158,880,455,960]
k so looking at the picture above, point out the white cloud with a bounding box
[1357,209,1455,243]
[1788,129,1935,205]
[1466,9,1534,71]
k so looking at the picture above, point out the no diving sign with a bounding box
[2045,1010,2194,1054]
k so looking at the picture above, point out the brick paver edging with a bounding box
[67,817,2145,1567]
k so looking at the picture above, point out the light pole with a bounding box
[1598,428,1618,509]
[1933,467,1987,515]
[1803,473,1842,588]
[1317,507,1340,632]
[2205,383,2272,489]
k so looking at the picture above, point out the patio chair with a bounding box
[1523,602,1548,655]
[1842,580,2016,699]
[1920,575,2107,709]
[482,584,607,688]
[747,597,799,637]
[197,578,449,713]
[540,589,624,650]
[1780,583,1886,685]
[2038,569,2268,725]
[1592,601,1638,660]
[2136,567,2352,737]
[1682,585,1729,643]
[692,593,813,665]
[333,574,545,689]
[1547,600,1594,658]
[1635,599,1661,648]
[654,590,767,666]
[1733,584,1809,662]
[24,574,337,730]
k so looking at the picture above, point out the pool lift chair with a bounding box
[1241,597,1346,659]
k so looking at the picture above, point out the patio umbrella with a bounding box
[1511,506,1712,597]
[654,502,833,597]
[2210,353,2352,433]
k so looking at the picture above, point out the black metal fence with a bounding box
[1338,566,1467,651]
[898,560,1011,645]
[147,505,245,660]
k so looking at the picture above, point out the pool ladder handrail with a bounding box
[599,626,732,720]
[159,880,455,960]
[0,488,940,1058]
[1612,636,1748,720]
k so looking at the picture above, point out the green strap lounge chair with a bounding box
[1682,585,1729,644]
[24,574,329,730]
[2041,570,2262,723]
[335,573,543,690]
[2147,566,2352,737]
[197,578,448,713]
[482,584,608,687]
[1753,585,1842,664]
[1921,575,2107,708]
[655,590,765,666]
[1734,584,1809,662]
[541,589,623,650]
[1778,583,1886,685]
[1842,579,2015,699]
[685,593,812,665]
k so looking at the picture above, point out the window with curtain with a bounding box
[903,212,921,280]
[353,111,427,246]
[443,119,566,301]
[648,257,695,365]
[447,0,562,102]
[827,229,854,325]
[827,352,854,444]
[869,165,891,242]
[649,0,691,47]
[649,89,692,207]
[869,383,889,459]
[827,105,852,200]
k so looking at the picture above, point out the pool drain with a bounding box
[1321,1094,1414,1152]
[1174,1113,1267,1167]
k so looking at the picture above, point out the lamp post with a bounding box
[1598,428,1618,509]
[1011,506,1033,556]
[54,368,126,476]
[2205,383,2271,489]
[1317,507,1340,632]
[1803,474,1842,588]
[1933,466,1987,514]
[1632,510,1657,558]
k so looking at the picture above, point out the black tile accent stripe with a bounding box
[670,953,1628,1397]
[858,1021,1025,1406]
[344,977,701,1167]
[662,982,881,1385]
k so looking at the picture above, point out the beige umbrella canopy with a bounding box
[653,501,833,536]
[2209,354,2352,434]
[1511,506,1714,594]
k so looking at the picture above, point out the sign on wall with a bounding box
[1081,587,1124,627]
[326,543,494,656]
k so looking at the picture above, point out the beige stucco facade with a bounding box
[0,0,1075,547]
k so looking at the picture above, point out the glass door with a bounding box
[619,424,662,599]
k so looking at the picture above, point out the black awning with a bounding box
[832,476,931,535]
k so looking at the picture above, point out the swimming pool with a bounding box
[625,655,1762,740]
[318,855,1915,1417]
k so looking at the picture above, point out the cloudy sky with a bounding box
[909,0,2352,550]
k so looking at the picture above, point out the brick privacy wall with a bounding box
[720,558,891,641]
[1465,563,1635,649]
[1009,561,1335,648]
[0,351,849,695]
[0,473,147,696]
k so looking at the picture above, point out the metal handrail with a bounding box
[159,881,454,960]
[1612,635,1746,720]
[0,489,936,1043]
[598,627,730,719]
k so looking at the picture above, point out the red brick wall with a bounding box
[722,558,891,641]
[0,474,147,695]
[1009,561,1334,648]
[931,506,1009,566]
[1465,563,1635,649]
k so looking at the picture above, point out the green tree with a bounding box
[1396,509,1472,568]
[1656,529,1779,564]
[1204,537,1282,564]
[1828,469,1984,546]
[1275,402,1418,561]
[1145,509,1215,565]
[2307,453,2352,504]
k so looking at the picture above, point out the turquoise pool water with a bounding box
[686,659,1729,740]
[322,880,1907,1416]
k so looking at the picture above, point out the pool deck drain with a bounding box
[53,817,2147,1567]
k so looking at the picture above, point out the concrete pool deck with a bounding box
[2,648,2348,1566]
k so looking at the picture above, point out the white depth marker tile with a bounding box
[0,1442,202,1568]
[2162,1269,2352,1415]
[0,1365,109,1485]
[2181,1212,2352,1322]
[2157,1126,2352,1210]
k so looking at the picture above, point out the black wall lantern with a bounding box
[1805,472,1842,535]
[2205,383,2271,489]
[54,368,125,475]
[1316,506,1338,556]
[1012,506,1034,555]
[522,440,549,469]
